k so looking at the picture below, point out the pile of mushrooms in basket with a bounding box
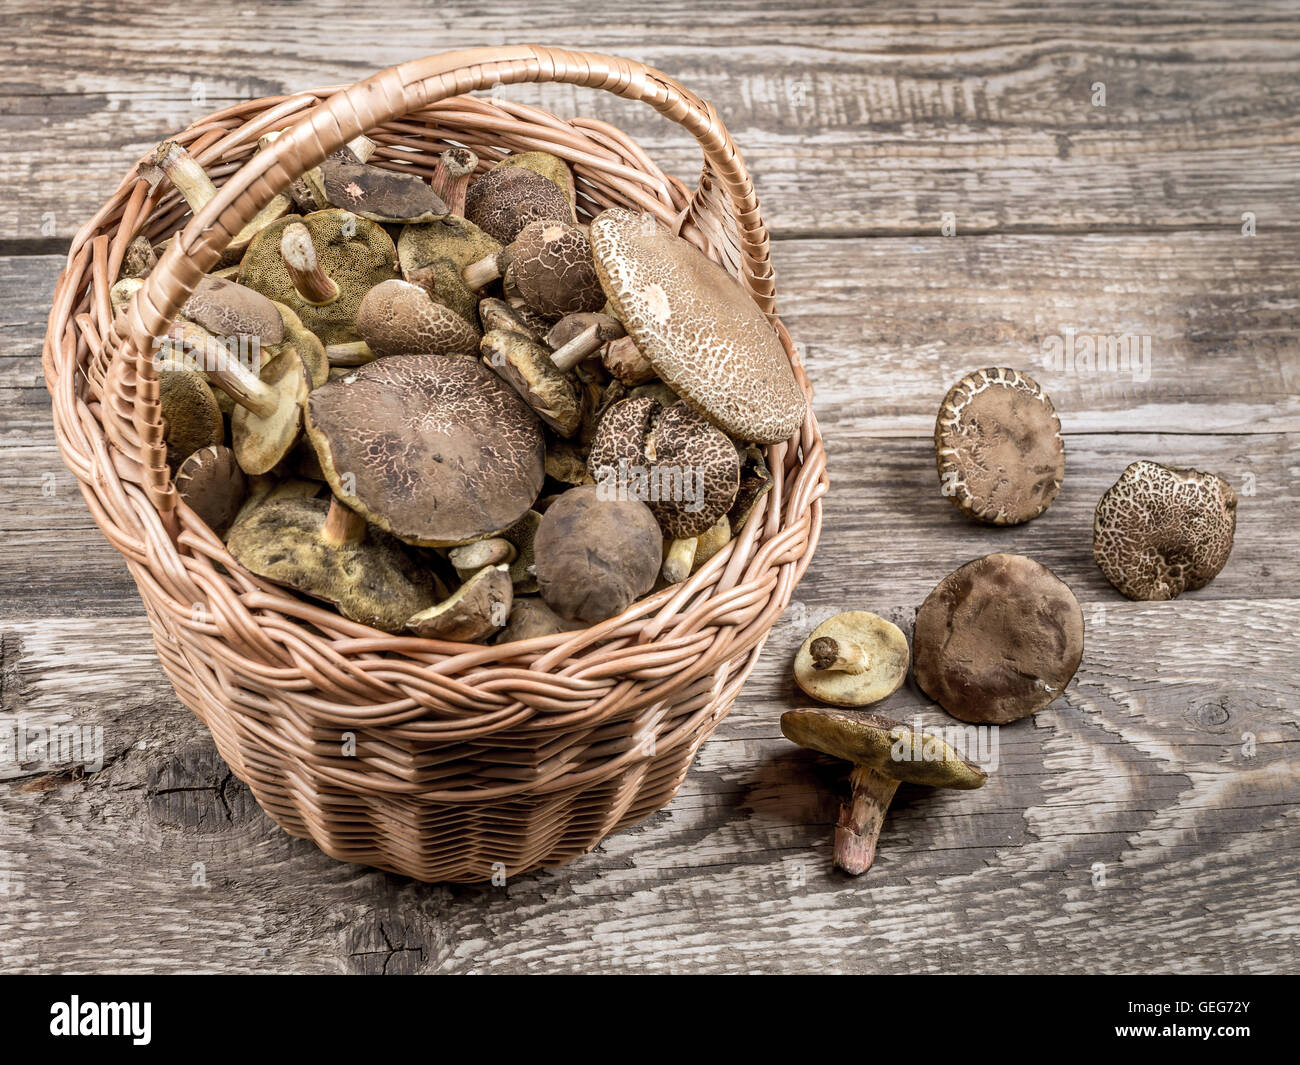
[125,139,805,643]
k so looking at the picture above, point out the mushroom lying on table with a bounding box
[794,611,911,707]
[781,708,987,875]
[1093,460,1237,600]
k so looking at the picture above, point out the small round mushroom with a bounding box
[534,485,662,624]
[305,355,545,546]
[794,612,910,707]
[429,147,480,216]
[405,564,513,642]
[225,495,436,633]
[480,329,583,437]
[464,220,604,320]
[491,151,577,214]
[356,279,480,359]
[935,367,1065,524]
[398,215,502,327]
[781,709,988,875]
[175,444,247,537]
[1093,460,1238,600]
[156,360,225,470]
[912,553,1084,724]
[464,165,574,245]
[590,208,806,444]
[448,538,517,579]
[496,597,582,644]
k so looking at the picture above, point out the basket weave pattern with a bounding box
[42,47,826,881]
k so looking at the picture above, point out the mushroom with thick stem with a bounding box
[225,495,437,633]
[237,211,397,350]
[590,208,806,444]
[480,329,583,437]
[139,140,290,266]
[398,215,502,328]
[356,278,480,359]
[913,553,1085,725]
[935,367,1066,525]
[534,485,662,624]
[429,147,479,216]
[305,355,545,547]
[546,312,627,373]
[405,564,513,642]
[463,220,605,320]
[175,444,247,538]
[464,165,575,245]
[1093,460,1238,600]
[781,709,988,875]
[794,612,910,707]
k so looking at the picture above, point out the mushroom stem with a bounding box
[809,636,872,674]
[662,536,698,584]
[321,497,367,547]
[834,766,900,876]
[549,323,604,372]
[145,141,219,212]
[324,341,375,366]
[429,147,478,216]
[167,323,278,419]
[279,222,340,304]
[462,252,503,292]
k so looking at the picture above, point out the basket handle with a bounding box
[111,45,776,515]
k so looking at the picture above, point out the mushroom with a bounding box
[118,234,157,280]
[912,553,1084,724]
[139,140,290,265]
[728,445,774,534]
[479,296,542,342]
[463,220,605,320]
[794,612,910,707]
[545,311,626,367]
[429,147,479,216]
[935,367,1065,524]
[464,165,575,245]
[237,212,397,349]
[156,359,225,471]
[266,134,379,213]
[175,444,247,537]
[588,397,739,539]
[491,151,577,214]
[311,153,448,224]
[533,485,662,624]
[496,597,582,643]
[225,495,436,633]
[480,329,582,437]
[589,208,806,444]
[356,278,480,359]
[1093,460,1238,600]
[398,215,502,327]
[448,538,517,579]
[501,509,542,593]
[305,355,544,546]
[405,564,513,642]
[781,709,988,875]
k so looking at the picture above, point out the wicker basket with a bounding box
[42,47,826,882]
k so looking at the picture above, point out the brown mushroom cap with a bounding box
[534,485,662,623]
[226,495,436,632]
[405,564,513,642]
[506,221,605,319]
[316,157,448,223]
[913,553,1084,724]
[357,279,480,358]
[780,709,988,790]
[1093,461,1238,600]
[793,612,911,707]
[935,367,1065,525]
[237,210,396,346]
[465,166,574,245]
[728,444,773,534]
[305,355,545,546]
[492,152,577,213]
[496,596,582,643]
[480,329,582,436]
[398,215,502,327]
[175,444,247,537]
[546,312,624,352]
[182,275,285,347]
[590,208,806,444]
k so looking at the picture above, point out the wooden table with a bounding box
[2,1,1296,974]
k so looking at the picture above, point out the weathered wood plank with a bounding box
[1,599,1295,973]
[3,2,1299,242]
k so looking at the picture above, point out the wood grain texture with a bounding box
[1,1,1297,974]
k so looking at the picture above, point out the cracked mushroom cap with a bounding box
[492,151,577,212]
[794,612,911,707]
[780,709,988,790]
[1093,460,1238,600]
[506,221,605,320]
[182,275,285,347]
[935,367,1065,525]
[480,329,582,437]
[305,355,545,546]
[465,165,574,245]
[398,215,502,327]
[175,444,247,538]
[590,208,806,444]
[237,210,396,347]
[534,485,662,624]
[405,563,513,642]
[357,279,480,358]
[913,553,1084,725]
[225,495,436,633]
